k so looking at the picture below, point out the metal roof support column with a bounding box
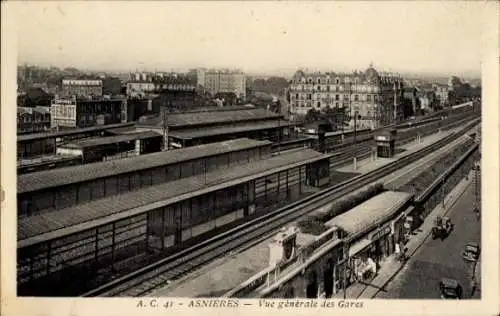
[286,169,289,199]
[264,176,268,202]
[161,208,166,251]
[299,166,302,194]
[111,222,116,272]
[146,212,151,253]
[94,227,99,265]
[46,241,52,278]
[277,172,281,196]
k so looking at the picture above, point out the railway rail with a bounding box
[82,118,479,297]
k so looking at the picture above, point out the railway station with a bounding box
[17,138,272,217]
[55,131,162,163]
[217,191,414,299]
[17,139,334,296]
[136,107,293,149]
[17,122,135,158]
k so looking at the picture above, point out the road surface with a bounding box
[375,183,481,299]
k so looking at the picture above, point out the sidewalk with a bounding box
[332,170,473,299]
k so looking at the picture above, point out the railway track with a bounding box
[82,118,479,297]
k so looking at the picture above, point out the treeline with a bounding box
[247,76,289,96]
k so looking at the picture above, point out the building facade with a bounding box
[197,69,247,101]
[17,106,51,133]
[433,84,449,107]
[126,72,196,97]
[51,96,125,128]
[61,79,103,98]
[288,65,404,129]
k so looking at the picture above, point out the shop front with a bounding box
[348,223,393,282]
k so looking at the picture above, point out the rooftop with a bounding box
[17,122,135,142]
[17,154,79,168]
[60,131,161,149]
[18,148,330,247]
[18,138,271,194]
[325,191,413,236]
[137,108,282,128]
[169,120,290,140]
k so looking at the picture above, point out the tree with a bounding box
[321,107,347,130]
[304,109,321,124]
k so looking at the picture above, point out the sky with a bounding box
[12,1,494,77]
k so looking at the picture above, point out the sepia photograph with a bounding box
[1,1,499,316]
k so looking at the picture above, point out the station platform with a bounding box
[336,129,456,174]
[151,236,272,297]
[150,126,475,297]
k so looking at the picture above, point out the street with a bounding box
[375,183,481,299]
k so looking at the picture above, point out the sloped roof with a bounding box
[18,138,271,193]
[325,191,413,236]
[137,108,282,128]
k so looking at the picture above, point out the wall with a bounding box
[51,103,77,128]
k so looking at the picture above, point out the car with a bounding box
[431,216,453,240]
[462,241,480,262]
[439,278,462,299]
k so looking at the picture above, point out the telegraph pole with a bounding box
[277,114,281,155]
[349,80,358,170]
[353,110,358,170]
[162,98,169,151]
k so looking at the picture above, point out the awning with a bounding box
[349,238,373,257]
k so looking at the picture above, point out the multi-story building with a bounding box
[197,69,246,101]
[17,106,51,133]
[417,90,437,112]
[403,87,418,116]
[433,84,449,107]
[126,72,195,97]
[61,79,103,98]
[288,65,404,129]
[51,96,125,129]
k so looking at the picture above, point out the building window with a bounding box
[367,95,372,102]
[317,102,321,108]
[317,86,321,91]
[327,86,330,92]
[317,78,321,84]
[344,94,349,100]
[335,94,340,101]
[308,78,313,84]
[336,78,340,84]
[354,94,359,101]
[296,93,299,99]
[335,102,339,108]
[307,94,312,100]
